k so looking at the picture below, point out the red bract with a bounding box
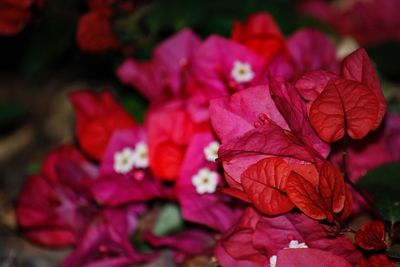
[309,77,380,142]
[16,146,98,247]
[69,90,135,160]
[340,186,353,220]
[76,7,119,53]
[16,175,77,247]
[219,123,318,188]
[240,157,294,215]
[286,162,348,222]
[297,48,386,143]
[42,144,98,185]
[0,0,33,35]
[209,83,330,213]
[269,76,330,157]
[146,101,208,181]
[341,48,386,128]
[355,221,386,250]
[117,29,201,102]
[231,12,285,63]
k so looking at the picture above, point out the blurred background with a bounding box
[0,0,399,265]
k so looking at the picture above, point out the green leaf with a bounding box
[357,162,400,223]
[152,204,184,236]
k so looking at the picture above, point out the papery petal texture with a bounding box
[276,248,352,267]
[209,85,288,143]
[177,133,239,232]
[231,11,285,62]
[355,221,386,250]
[269,76,329,157]
[117,29,201,101]
[286,162,347,222]
[240,157,294,215]
[309,78,380,142]
[69,90,135,160]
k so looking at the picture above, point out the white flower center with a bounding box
[191,168,219,194]
[269,240,308,266]
[114,147,136,174]
[269,255,277,267]
[230,60,255,83]
[203,141,220,162]
[132,142,149,168]
[288,240,308,249]
[113,142,149,173]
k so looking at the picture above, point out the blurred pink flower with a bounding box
[176,132,241,232]
[61,208,152,267]
[17,145,98,247]
[144,228,213,264]
[298,0,400,46]
[117,29,201,102]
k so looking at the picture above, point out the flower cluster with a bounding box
[17,11,400,267]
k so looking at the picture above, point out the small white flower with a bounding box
[288,240,308,249]
[230,60,255,83]
[269,255,277,267]
[203,141,220,162]
[132,142,149,168]
[114,147,136,174]
[192,168,219,194]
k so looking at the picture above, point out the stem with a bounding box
[341,134,381,219]
[332,212,357,233]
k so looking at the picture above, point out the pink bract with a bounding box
[276,248,352,267]
[188,35,266,103]
[117,29,201,102]
[61,208,152,267]
[298,0,400,46]
[90,128,168,206]
[268,29,339,81]
[216,207,360,266]
[176,132,240,232]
